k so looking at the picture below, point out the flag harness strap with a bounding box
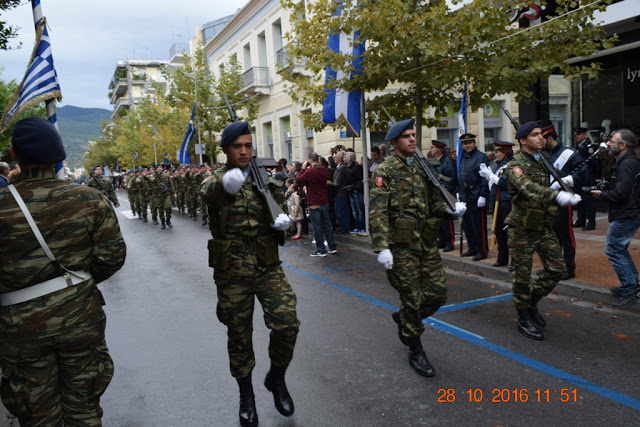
[1,184,90,306]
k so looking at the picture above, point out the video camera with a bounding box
[581,181,609,192]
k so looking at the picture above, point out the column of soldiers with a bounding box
[124,163,216,229]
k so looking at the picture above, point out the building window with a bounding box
[483,103,502,148]
[263,122,274,158]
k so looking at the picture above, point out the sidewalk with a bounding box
[333,211,640,314]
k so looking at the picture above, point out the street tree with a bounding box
[0,1,22,51]
[281,0,615,147]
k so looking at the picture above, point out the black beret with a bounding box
[515,121,540,139]
[12,117,66,164]
[431,140,447,149]
[93,165,101,171]
[220,121,251,147]
[385,119,414,141]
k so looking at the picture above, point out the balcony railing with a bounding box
[242,67,271,94]
[275,46,310,78]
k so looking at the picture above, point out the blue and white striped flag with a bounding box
[1,18,62,131]
[456,81,468,172]
[180,103,196,165]
[322,3,365,136]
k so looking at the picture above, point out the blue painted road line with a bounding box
[283,262,640,412]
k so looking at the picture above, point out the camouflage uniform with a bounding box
[505,151,565,309]
[369,155,450,339]
[0,168,126,425]
[126,172,138,215]
[201,164,299,379]
[151,171,174,224]
[197,170,208,222]
[138,172,151,220]
[175,170,186,214]
[188,170,200,219]
[87,174,118,206]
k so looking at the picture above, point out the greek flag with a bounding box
[180,103,195,165]
[322,3,364,136]
[1,18,62,131]
[456,81,468,171]
[104,165,111,177]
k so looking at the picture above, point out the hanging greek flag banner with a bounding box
[322,3,364,136]
[456,81,468,172]
[180,103,196,165]
[1,18,62,131]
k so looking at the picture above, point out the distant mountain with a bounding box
[56,105,111,169]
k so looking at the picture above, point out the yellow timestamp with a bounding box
[437,388,578,403]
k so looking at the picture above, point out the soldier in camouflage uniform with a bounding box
[150,164,175,229]
[188,165,200,221]
[175,167,186,214]
[87,164,120,207]
[369,119,466,377]
[505,121,582,340]
[138,168,151,222]
[197,164,209,225]
[125,169,139,217]
[0,117,126,425]
[201,121,296,427]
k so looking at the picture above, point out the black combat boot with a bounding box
[237,376,258,427]
[517,308,544,340]
[143,215,148,223]
[529,294,546,328]
[161,220,166,229]
[152,216,158,225]
[193,213,198,221]
[202,215,208,225]
[391,311,408,346]
[166,218,173,228]
[407,337,435,377]
[138,212,142,219]
[264,365,294,416]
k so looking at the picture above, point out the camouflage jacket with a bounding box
[150,171,174,197]
[505,151,561,230]
[369,155,449,253]
[0,168,126,338]
[87,175,118,205]
[201,164,287,275]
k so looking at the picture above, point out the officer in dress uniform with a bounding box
[369,119,466,377]
[541,122,588,280]
[430,140,457,252]
[201,121,297,427]
[458,133,490,260]
[479,141,514,267]
[504,121,582,340]
[574,127,600,230]
[0,117,126,425]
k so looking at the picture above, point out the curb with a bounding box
[333,232,640,314]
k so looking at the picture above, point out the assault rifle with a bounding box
[497,104,574,194]
[222,93,287,244]
[155,171,176,205]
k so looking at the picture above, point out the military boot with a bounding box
[193,213,198,221]
[237,376,258,427]
[407,337,435,377]
[517,308,544,340]
[138,212,142,219]
[202,215,208,226]
[391,311,408,346]
[529,294,546,328]
[143,215,148,223]
[161,220,166,229]
[264,365,294,416]
[152,216,158,225]
[166,218,173,228]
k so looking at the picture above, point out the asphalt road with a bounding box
[4,192,634,427]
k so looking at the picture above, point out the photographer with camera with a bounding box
[592,129,640,308]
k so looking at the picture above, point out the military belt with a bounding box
[231,239,258,253]
[0,270,91,306]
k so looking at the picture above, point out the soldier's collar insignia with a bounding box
[513,167,523,176]
[534,153,541,161]
[242,170,249,180]
[375,176,384,187]
[405,157,414,166]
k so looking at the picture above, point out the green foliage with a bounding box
[282,0,616,145]
[0,1,22,51]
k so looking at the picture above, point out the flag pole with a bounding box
[361,92,370,235]
[31,0,64,178]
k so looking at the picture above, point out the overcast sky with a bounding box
[1,0,245,111]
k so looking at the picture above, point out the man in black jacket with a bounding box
[592,129,640,308]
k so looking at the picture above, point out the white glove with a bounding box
[222,168,245,195]
[477,196,486,208]
[478,163,492,179]
[377,249,393,270]
[272,213,291,231]
[551,175,574,190]
[556,191,578,206]
[446,201,467,216]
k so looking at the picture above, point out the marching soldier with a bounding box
[0,117,126,424]
[201,121,297,427]
[138,168,151,223]
[370,119,466,377]
[87,165,119,207]
[505,122,582,340]
[125,169,139,217]
[151,164,175,229]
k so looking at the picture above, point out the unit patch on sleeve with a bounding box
[375,176,384,187]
